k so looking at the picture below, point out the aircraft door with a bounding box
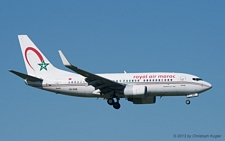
[180,75,186,86]
[55,78,61,90]
[178,75,186,94]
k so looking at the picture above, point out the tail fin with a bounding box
[18,35,57,77]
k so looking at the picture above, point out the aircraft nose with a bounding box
[204,82,212,90]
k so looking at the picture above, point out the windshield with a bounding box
[192,78,203,81]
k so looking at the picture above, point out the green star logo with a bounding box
[38,60,49,71]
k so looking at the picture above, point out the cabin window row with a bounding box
[68,79,173,84]
[114,79,173,83]
[68,81,85,84]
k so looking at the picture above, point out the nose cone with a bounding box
[204,81,212,90]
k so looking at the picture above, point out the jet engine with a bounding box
[123,85,147,97]
[127,96,156,104]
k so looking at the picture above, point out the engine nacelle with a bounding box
[124,85,147,97]
[128,96,156,104]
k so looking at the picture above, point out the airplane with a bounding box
[9,35,212,109]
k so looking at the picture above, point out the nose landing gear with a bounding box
[185,93,199,105]
[186,99,190,105]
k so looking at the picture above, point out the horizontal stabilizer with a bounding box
[9,70,43,81]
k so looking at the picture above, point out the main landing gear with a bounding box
[107,98,121,109]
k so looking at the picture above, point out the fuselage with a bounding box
[26,71,212,98]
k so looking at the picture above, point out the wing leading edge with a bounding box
[58,50,125,94]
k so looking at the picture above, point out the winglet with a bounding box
[58,50,71,66]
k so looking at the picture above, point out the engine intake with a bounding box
[124,85,147,97]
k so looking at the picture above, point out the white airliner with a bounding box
[9,35,212,109]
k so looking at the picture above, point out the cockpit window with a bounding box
[193,78,203,81]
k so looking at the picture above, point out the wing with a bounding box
[58,50,125,95]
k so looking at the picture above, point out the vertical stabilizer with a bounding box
[18,35,57,77]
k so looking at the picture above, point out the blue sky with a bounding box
[1,1,225,140]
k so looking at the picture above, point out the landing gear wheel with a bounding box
[107,98,114,105]
[186,100,190,105]
[113,102,121,109]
